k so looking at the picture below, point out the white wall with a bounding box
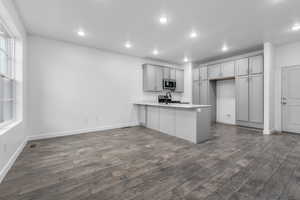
[263,42,275,135]
[274,41,300,131]
[0,0,27,182]
[28,36,183,138]
[216,79,236,125]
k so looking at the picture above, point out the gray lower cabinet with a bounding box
[192,81,200,104]
[236,76,249,122]
[236,74,264,127]
[249,74,264,123]
[175,69,184,93]
[200,81,208,105]
[143,64,163,92]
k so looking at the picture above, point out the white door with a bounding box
[282,66,300,133]
[216,79,236,125]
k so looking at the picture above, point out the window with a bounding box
[0,23,15,126]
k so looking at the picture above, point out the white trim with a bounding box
[0,120,22,135]
[28,122,139,141]
[0,137,27,183]
[263,129,274,135]
[197,50,263,67]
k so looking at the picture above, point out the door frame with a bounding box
[281,65,300,133]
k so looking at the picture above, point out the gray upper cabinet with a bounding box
[163,67,170,79]
[249,55,263,75]
[249,74,264,123]
[192,81,200,104]
[175,69,184,93]
[236,76,249,122]
[221,61,235,77]
[143,64,163,92]
[193,68,200,81]
[208,64,221,80]
[143,64,183,92]
[199,81,208,105]
[236,58,249,76]
[170,69,176,79]
[163,67,176,80]
[199,67,208,81]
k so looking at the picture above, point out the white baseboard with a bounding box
[28,122,139,141]
[0,138,27,183]
[263,129,275,135]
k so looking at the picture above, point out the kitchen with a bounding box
[1,0,300,199]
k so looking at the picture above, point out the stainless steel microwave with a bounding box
[163,79,176,90]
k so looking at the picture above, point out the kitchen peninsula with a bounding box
[134,102,211,144]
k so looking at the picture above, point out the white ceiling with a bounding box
[13,0,300,64]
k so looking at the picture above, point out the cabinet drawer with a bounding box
[208,64,221,79]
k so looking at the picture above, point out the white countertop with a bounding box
[134,101,211,109]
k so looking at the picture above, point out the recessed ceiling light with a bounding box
[125,41,132,49]
[159,15,168,25]
[291,23,300,31]
[77,30,86,37]
[222,45,228,52]
[153,49,159,55]
[183,57,189,62]
[189,31,198,39]
[0,30,4,35]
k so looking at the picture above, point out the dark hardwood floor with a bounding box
[1,124,300,200]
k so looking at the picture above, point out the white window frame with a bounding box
[0,22,16,129]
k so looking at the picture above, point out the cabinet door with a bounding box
[156,67,163,91]
[249,55,263,75]
[208,64,221,79]
[192,81,200,104]
[163,67,170,79]
[199,67,208,81]
[193,68,200,81]
[236,76,249,121]
[200,81,208,105]
[143,64,157,91]
[249,74,264,123]
[221,61,235,77]
[159,107,176,136]
[236,58,249,76]
[147,106,160,131]
[175,69,184,92]
[170,68,176,80]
